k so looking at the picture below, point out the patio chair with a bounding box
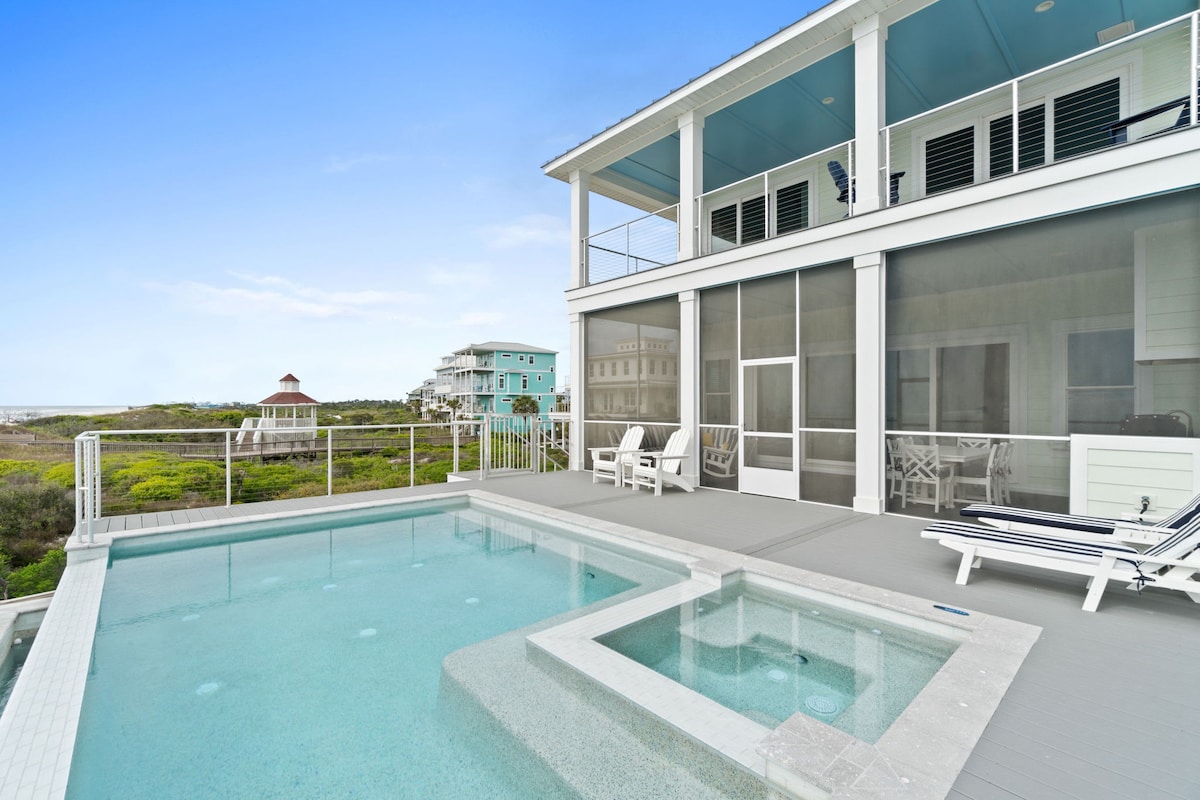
[920,518,1200,612]
[960,489,1200,542]
[827,160,907,213]
[885,437,905,500]
[702,428,737,478]
[630,428,695,496]
[900,443,955,513]
[951,443,1003,506]
[589,426,645,487]
[1108,81,1198,144]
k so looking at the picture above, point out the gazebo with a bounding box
[252,374,319,444]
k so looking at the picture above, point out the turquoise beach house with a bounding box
[432,341,559,418]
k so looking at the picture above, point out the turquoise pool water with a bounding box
[66,500,684,799]
[0,636,33,716]
[598,582,959,743]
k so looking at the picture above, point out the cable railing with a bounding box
[73,416,571,541]
[583,204,679,284]
[885,11,1198,205]
[697,139,854,257]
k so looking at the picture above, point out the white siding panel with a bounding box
[1071,434,1200,517]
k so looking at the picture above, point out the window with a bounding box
[529,355,535,366]
[988,105,1046,178]
[501,397,511,403]
[537,374,542,382]
[775,181,809,235]
[709,195,766,251]
[501,353,512,359]
[623,360,629,375]
[588,364,594,377]
[498,374,506,391]
[661,360,667,375]
[550,365,555,373]
[649,360,655,375]
[519,354,525,362]
[925,126,975,194]
[600,362,605,377]
[1066,329,1134,434]
[521,375,529,390]
[886,344,1010,433]
[1054,77,1120,161]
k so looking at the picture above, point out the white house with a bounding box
[545,0,1200,517]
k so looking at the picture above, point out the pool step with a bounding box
[440,614,781,800]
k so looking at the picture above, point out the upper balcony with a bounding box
[548,1,1199,287]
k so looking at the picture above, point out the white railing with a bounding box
[697,139,855,257]
[584,204,679,284]
[73,416,570,540]
[885,11,1198,205]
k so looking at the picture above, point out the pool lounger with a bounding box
[920,520,1200,612]
[959,491,1200,542]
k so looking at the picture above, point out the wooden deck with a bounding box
[88,472,1200,800]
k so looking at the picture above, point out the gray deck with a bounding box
[89,473,1200,799]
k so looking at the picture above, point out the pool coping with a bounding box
[0,490,1040,800]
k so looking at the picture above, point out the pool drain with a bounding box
[767,669,789,682]
[805,695,840,715]
[196,682,220,696]
[358,628,377,638]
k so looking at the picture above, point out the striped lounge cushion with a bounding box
[922,520,1140,565]
[959,505,1118,535]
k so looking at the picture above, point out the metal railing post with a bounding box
[327,428,334,496]
[225,431,232,507]
[1011,80,1020,175]
[409,425,416,487]
[453,420,460,474]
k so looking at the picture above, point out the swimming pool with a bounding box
[598,581,960,742]
[66,498,686,799]
[0,489,1041,800]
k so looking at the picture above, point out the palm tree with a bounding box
[444,398,461,421]
[510,395,539,416]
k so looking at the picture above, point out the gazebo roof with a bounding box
[257,391,319,406]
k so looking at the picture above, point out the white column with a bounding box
[569,311,586,471]
[570,170,590,288]
[852,17,886,215]
[678,290,700,484]
[853,252,886,514]
[677,112,704,261]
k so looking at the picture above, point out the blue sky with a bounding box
[2,0,825,405]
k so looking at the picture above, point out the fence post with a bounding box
[453,420,460,474]
[327,428,334,496]
[225,431,232,507]
[410,425,416,487]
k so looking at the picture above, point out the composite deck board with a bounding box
[75,471,1200,799]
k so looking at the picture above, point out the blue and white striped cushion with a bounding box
[959,505,1118,535]
[1155,492,1200,528]
[1143,515,1200,561]
[922,521,1140,565]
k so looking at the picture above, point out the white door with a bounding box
[740,359,798,500]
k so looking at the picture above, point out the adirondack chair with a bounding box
[630,428,695,496]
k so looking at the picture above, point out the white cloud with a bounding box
[479,213,569,248]
[145,271,427,321]
[323,153,395,174]
[425,264,493,287]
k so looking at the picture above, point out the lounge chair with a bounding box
[630,428,694,496]
[589,426,644,487]
[920,518,1200,611]
[960,491,1200,541]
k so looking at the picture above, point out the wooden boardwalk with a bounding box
[89,472,1200,800]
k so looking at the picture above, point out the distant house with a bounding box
[544,2,1200,514]
[236,374,319,448]
[425,342,559,419]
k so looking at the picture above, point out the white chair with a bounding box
[631,428,695,496]
[901,443,955,513]
[951,443,1002,506]
[920,518,1200,612]
[702,428,737,478]
[588,426,644,487]
[994,441,1013,504]
[885,438,905,500]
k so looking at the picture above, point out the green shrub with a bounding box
[0,460,40,480]
[129,476,185,501]
[5,549,66,598]
[0,482,73,567]
[42,462,76,489]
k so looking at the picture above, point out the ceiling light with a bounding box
[821,96,835,105]
[1035,1,1054,11]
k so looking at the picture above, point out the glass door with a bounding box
[740,360,798,500]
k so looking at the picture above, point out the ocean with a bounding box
[0,405,135,423]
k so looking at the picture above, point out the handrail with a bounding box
[72,416,569,535]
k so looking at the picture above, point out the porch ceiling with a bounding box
[577,0,1195,209]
